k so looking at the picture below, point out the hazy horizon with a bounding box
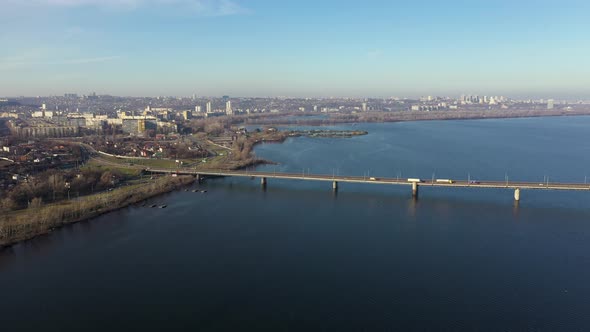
[1,0,589,99]
[2,93,587,102]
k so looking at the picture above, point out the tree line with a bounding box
[0,168,126,213]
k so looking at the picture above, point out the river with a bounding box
[2,116,590,331]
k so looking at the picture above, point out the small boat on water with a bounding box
[159,205,167,209]
[192,189,198,192]
[150,204,157,208]
[200,190,207,193]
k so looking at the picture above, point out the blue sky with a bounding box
[1,0,589,98]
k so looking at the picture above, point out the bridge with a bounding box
[145,168,590,201]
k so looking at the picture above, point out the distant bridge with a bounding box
[145,168,590,202]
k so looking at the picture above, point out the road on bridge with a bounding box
[147,168,590,192]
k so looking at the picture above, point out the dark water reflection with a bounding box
[2,117,590,331]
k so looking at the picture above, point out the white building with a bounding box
[32,110,53,118]
[225,101,233,116]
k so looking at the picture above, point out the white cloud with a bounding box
[0,54,121,70]
[366,49,383,60]
[57,56,122,64]
[1,0,249,16]
[63,26,85,39]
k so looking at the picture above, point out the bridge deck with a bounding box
[147,168,590,191]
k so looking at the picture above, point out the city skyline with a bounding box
[1,0,590,98]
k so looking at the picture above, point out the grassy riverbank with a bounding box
[243,109,590,127]
[0,175,194,248]
[0,128,367,248]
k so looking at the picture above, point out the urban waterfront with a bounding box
[2,117,590,331]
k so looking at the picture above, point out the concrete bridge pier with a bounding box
[332,181,338,191]
[514,188,521,202]
[261,177,267,188]
[412,182,419,198]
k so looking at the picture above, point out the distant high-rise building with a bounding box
[195,106,202,113]
[182,110,192,120]
[362,102,368,112]
[206,101,212,113]
[42,104,46,110]
[226,101,233,115]
[547,99,554,110]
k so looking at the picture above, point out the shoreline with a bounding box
[243,109,590,127]
[1,114,580,249]
[240,129,367,169]
[0,175,195,249]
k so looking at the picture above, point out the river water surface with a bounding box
[2,116,590,331]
